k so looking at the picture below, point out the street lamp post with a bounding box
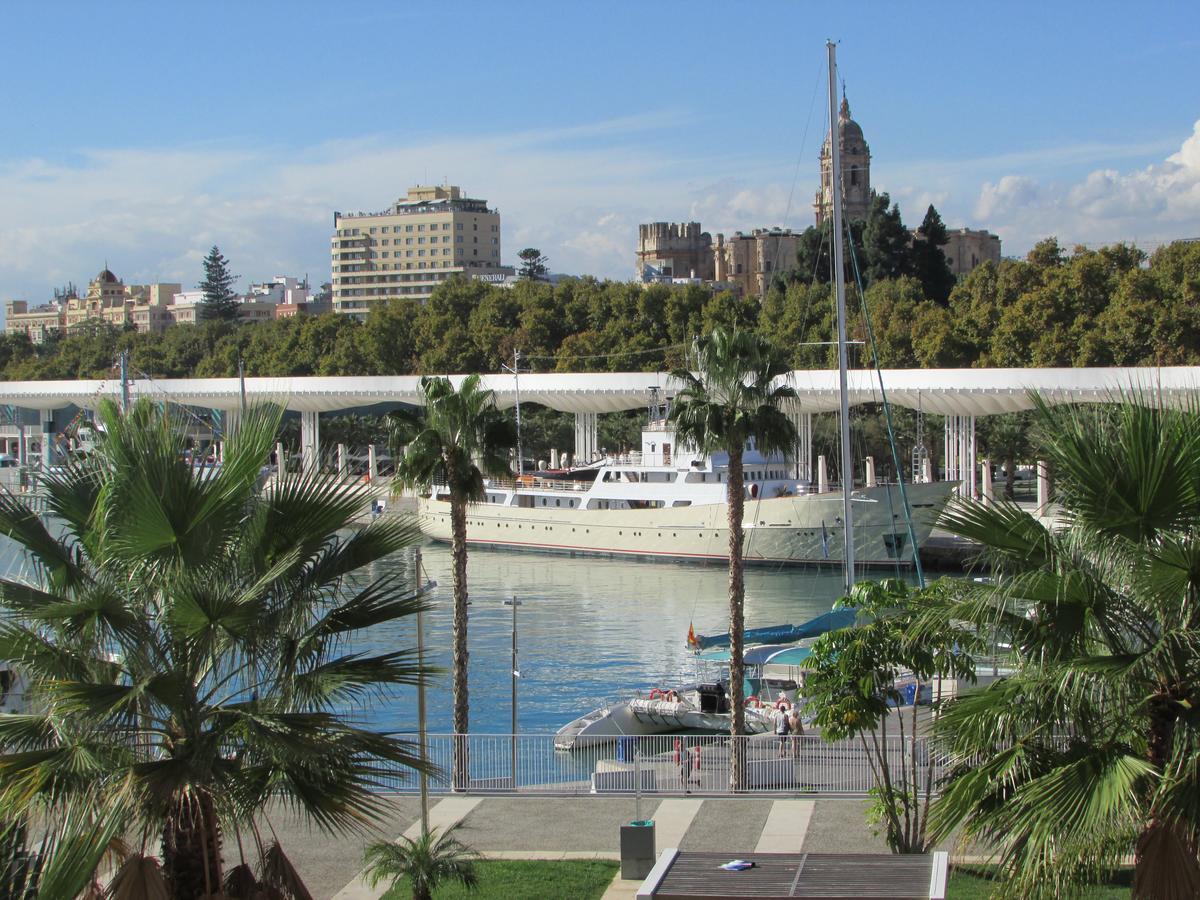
[416,547,430,836]
[504,596,522,787]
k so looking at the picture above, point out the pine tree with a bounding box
[517,248,548,280]
[861,192,912,286]
[199,246,240,321]
[912,205,956,304]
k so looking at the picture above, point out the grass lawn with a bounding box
[948,866,1132,899]
[380,859,619,899]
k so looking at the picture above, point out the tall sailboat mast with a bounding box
[827,40,855,590]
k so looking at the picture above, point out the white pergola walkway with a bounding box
[1,367,1196,490]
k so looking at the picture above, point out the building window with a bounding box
[418,237,425,244]
[442,223,450,230]
[406,238,413,245]
[418,224,425,231]
[405,225,413,232]
[456,223,463,230]
[381,226,390,233]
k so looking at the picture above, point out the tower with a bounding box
[814,95,871,226]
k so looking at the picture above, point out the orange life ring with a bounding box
[745,695,762,708]
[775,697,790,710]
[649,688,663,699]
[664,690,679,702]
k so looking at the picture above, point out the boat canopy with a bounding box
[700,645,814,666]
[692,608,857,651]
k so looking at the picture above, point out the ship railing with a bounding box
[370,732,944,797]
[486,476,592,493]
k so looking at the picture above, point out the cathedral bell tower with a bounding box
[815,95,871,226]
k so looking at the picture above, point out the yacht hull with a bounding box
[417,482,953,566]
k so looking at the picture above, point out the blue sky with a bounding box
[1,1,1198,302]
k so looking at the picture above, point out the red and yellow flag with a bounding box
[686,622,699,649]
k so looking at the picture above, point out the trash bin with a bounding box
[620,820,656,880]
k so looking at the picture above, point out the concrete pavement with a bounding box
[271,794,955,899]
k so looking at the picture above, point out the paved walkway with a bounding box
[274,795,955,899]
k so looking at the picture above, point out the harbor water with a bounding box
[355,543,896,737]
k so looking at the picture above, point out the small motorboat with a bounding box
[554,681,783,751]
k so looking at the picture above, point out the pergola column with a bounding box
[574,412,598,463]
[368,444,378,482]
[981,457,994,506]
[300,411,320,471]
[943,414,977,498]
[789,411,812,482]
[1036,460,1051,518]
[337,443,348,479]
[39,410,54,473]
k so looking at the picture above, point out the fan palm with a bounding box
[362,824,481,900]
[668,328,796,790]
[924,394,1200,899]
[391,375,517,789]
[0,398,433,899]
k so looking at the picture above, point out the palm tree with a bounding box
[925,394,1200,899]
[0,398,433,899]
[363,824,481,900]
[391,375,517,789]
[668,328,796,789]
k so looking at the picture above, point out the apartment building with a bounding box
[330,184,510,316]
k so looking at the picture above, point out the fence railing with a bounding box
[375,733,941,797]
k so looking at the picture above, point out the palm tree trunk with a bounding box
[1004,453,1016,500]
[727,448,747,792]
[450,488,470,791]
[162,789,222,900]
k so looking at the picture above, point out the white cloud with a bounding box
[968,120,1200,253]
[4,115,1200,306]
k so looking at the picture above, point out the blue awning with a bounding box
[693,607,857,651]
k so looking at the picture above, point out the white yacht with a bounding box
[416,414,954,566]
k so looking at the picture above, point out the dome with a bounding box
[822,96,866,150]
[96,268,119,284]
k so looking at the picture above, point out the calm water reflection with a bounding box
[355,544,886,736]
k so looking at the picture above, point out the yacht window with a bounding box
[672,500,692,507]
[555,498,561,507]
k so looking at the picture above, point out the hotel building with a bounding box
[330,184,511,316]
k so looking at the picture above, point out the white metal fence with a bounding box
[376,733,941,797]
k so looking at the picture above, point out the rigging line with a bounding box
[130,366,217,434]
[767,57,827,290]
[844,210,926,588]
